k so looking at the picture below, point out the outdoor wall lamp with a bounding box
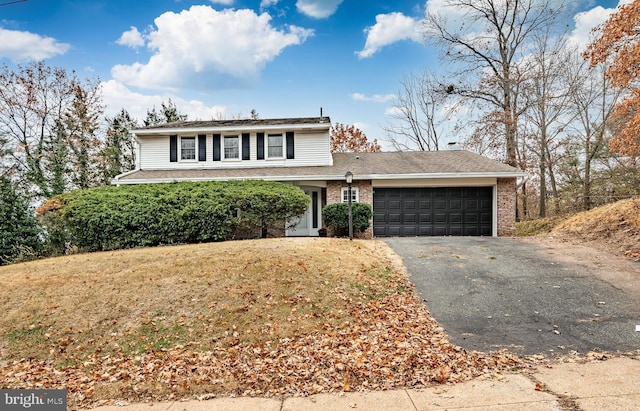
[345,171,353,240]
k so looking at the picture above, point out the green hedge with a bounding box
[322,202,372,237]
[39,181,309,253]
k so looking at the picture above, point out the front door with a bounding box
[287,187,321,236]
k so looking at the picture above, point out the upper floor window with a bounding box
[180,137,196,160]
[341,187,359,203]
[267,134,283,158]
[224,135,239,159]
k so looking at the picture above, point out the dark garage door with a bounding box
[373,187,493,236]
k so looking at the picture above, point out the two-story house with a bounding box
[112,117,522,237]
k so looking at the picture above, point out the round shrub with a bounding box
[322,202,372,237]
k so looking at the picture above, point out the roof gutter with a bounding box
[132,123,331,135]
[112,171,525,185]
[111,169,140,186]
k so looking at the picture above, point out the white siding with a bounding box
[137,131,332,170]
[139,136,170,169]
[289,131,332,167]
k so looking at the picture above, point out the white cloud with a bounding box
[260,0,279,8]
[352,121,371,133]
[210,0,235,5]
[351,92,395,103]
[566,1,632,52]
[112,5,313,91]
[424,0,506,52]
[424,0,464,32]
[357,12,422,59]
[116,26,145,49]
[0,28,69,62]
[384,106,403,117]
[296,0,343,18]
[101,79,227,121]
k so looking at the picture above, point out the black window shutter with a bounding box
[257,132,265,160]
[170,135,178,162]
[198,134,206,161]
[286,131,295,159]
[213,134,221,161]
[242,133,250,160]
[312,191,318,228]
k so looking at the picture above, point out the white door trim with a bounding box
[286,186,322,236]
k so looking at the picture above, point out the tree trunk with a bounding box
[539,158,547,218]
[545,144,561,215]
[583,136,592,210]
[520,181,528,220]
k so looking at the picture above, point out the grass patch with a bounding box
[125,317,190,353]
[5,325,47,349]
[516,217,566,236]
[0,238,401,365]
[349,266,397,299]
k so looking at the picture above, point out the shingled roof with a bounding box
[133,117,331,133]
[114,150,522,184]
[332,151,518,175]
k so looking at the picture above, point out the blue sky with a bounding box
[0,0,630,148]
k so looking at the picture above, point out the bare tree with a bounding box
[0,62,80,197]
[562,54,625,211]
[522,30,574,217]
[424,0,568,167]
[384,70,456,151]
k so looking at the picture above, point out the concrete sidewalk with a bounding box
[93,355,640,411]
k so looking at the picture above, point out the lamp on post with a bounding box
[345,171,354,241]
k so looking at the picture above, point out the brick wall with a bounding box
[326,179,373,239]
[497,178,516,236]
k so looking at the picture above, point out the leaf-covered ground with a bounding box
[517,198,640,261]
[551,198,640,260]
[0,238,527,409]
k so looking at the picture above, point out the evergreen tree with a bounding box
[144,99,187,126]
[0,175,42,265]
[99,109,138,183]
[44,119,70,196]
[64,83,103,189]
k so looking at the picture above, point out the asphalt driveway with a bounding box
[383,237,640,356]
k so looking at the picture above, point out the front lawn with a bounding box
[0,238,524,408]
